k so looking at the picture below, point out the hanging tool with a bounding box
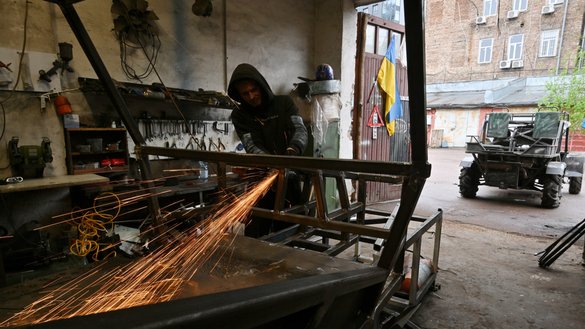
[0,61,13,72]
[195,138,206,150]
[212,121,228,135]
[0,176,24,185]
[39,42,74,82]
[208,137,226,152]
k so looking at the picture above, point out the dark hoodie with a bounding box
[228,63,308,155]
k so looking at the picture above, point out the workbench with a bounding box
[0,174,109,285]
[0,174,108,194]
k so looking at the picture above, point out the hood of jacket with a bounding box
[228,63,274,111]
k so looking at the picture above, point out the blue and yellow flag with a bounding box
[376,36,403,136]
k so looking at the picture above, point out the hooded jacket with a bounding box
[228,63,308,155]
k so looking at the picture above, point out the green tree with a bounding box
[539,50,585,130]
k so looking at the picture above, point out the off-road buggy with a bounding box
[459,110,584,208]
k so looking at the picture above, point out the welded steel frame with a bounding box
[44,0,431,328]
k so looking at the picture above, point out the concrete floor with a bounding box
[0,148,583,328]
[407,148,585,329]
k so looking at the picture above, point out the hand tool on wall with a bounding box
[212,121,228,135]
[208,137,226,152]
[0,176,24,185]
[38,42,74,83]
[0,61,13,72]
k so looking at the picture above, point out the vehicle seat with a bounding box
[533,112,560,142]
[486,113,511,139]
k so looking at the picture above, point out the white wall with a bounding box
[433,109,480,147]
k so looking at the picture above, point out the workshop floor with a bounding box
[366,147,585,329]
[408,220,584,329]
[1,148,584,328]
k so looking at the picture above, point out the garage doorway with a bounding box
[355,13,410,203]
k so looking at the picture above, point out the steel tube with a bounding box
[140,146,430,177]
[251,208,391,239]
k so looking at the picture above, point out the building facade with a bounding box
[427,0,584,83]
[425,0,585,147]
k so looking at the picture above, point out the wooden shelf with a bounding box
[65,128,130,176]
[72,166,129,175]
[71,151,127,156]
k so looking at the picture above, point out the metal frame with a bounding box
[42,0,432,328]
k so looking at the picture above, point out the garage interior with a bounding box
[0,1,583,328]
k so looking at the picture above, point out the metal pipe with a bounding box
[251,208,390,239]
[352,13,367,162]
[47,0,144,144]
[46,0,163,230]
[140,146,431,178]
[556,0,570,75]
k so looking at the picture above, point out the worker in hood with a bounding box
[228,63,308,237]
[228,63,308,156]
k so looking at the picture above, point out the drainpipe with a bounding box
[578,17,585,68]
[223,0,228,91]
[555,0,570,75]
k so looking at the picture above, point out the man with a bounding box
[228,63,308,237]
[228,63,308,156]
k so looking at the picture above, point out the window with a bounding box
[539,30,559,57]
[391,0,401,22]
[513,0,528,11]
[372,4,380,16]
[483,0,498,16]
[358,0,403,24]
[377,28,389,56]
[549,0,564,5]
[478,38,493,63]
[365,24,398,56]
[507,34,524,60]
[365,24,376,53]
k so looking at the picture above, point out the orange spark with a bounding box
[1,171,278,327]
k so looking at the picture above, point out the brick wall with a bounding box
[569,131,585,152]
[425,0,585,84]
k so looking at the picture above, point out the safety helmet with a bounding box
[315,64,334,81]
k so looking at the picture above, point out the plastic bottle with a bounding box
[199,161,208,179]
[401,258,433,292]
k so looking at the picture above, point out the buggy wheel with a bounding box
[459,162,480,198]
[541,174,562,208]
[569,177,582,194]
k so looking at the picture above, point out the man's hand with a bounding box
[285,146,299,156]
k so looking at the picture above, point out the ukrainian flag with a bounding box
[376,36,403,136]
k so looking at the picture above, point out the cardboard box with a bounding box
[63,114,80,128]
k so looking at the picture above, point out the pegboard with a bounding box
[0,47,67,92]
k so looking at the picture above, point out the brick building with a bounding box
[424,0,585,148]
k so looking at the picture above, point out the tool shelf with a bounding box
[64,128,129,175]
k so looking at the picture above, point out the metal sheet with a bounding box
[6,235,383,328]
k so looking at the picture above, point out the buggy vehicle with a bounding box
[459,110,584,208]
